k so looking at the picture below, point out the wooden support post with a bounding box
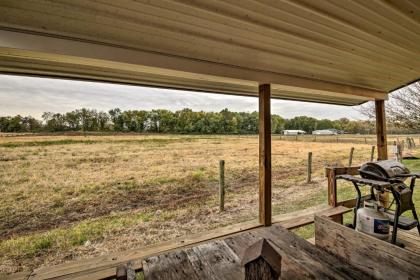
[375,99,388,206]
[307,152,312,183]
[219,159,225,212]
[375,100,388,160]
[259,84,272,226]
[326,168,337,207]
[348,147,354,166]
[370,146,375,162]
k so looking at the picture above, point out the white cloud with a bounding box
[0,74,366,120]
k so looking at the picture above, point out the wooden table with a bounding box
[142,224,369,280]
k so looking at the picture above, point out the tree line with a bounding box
[0,108,379,134]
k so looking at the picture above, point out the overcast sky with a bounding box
[0,74,367,120]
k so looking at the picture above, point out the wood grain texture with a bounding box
[375,100,388,161]
[259,84,271,226]
[375,99,389,206]
[326,166,360,207]
[225,224,367,280]
[315,215,420,280]
[143,223,367,280]
[143,240,242,280]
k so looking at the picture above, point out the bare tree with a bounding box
[358,82,420,130]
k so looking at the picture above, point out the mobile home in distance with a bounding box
[312,129,339,135]
[283,129,306,135]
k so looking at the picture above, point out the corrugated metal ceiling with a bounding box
[0,0,419,105]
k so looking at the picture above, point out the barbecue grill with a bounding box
[337,160,420,245]
[359,160,410,181]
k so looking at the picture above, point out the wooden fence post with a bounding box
[370,146,375,162]
[397,143,403,162]
[307,152,312,183]
[348,147,354,166]
[406,137,411,149]
[219,159,225,212]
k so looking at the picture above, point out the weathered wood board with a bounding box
[143,224,368,280]
[315,215,420,280]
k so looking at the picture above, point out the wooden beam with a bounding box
[259,84,272,226]
[375,99,388,160]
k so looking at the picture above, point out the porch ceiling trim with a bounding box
[0,29,386,106]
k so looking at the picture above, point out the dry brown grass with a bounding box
[0,134,375,273]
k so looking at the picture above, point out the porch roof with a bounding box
[0,1,419,105]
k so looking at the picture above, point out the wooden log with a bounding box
[315,215,420,280]
[241,239,282,280]
[259,84,271,226]
[219,159,225,212]
[306,152,312,183]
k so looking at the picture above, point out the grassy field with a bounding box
[0,134,419,274]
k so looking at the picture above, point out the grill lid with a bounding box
[359,160,410,181]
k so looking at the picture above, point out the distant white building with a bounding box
[312,129,339,135]
[283,130,306,135]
